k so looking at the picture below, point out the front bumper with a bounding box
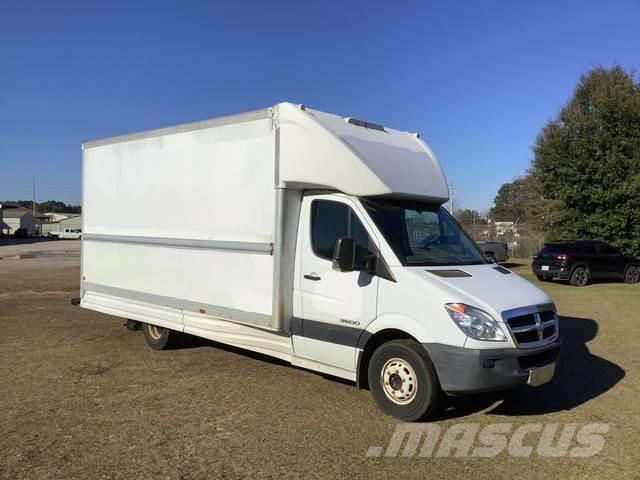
[423,338,562,394]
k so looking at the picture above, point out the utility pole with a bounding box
[32,177,36,235]
[448,183,454,214]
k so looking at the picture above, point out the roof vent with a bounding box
[344,117,385,132]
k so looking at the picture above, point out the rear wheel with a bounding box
[142,323,183,350]
[570,267,589,286]
[624,265,640,284]
[368,339,442,421]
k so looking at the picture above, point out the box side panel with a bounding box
[82,241,274,321]
[84,118,275,242]
[82,117,276,326]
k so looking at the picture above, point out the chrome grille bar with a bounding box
[501,304,559,348]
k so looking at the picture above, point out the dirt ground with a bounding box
[1,239,638,479]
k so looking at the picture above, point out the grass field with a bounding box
[0,241,638,479]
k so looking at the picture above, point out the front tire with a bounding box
[570,266,589,286]
[142,323,183,350]
[624,265,640,284]
[368,339,442,421]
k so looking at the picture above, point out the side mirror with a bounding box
[332,237,356,272]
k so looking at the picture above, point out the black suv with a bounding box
[532,241,640,286]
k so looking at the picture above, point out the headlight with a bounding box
[445,303,506,341]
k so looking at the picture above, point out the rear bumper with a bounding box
[532,264,570,279]
[423,339,562,394]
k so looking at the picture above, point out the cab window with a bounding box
[310,200,372,263]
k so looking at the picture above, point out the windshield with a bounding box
[362,198,489,267]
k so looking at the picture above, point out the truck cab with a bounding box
[292,192,560,420]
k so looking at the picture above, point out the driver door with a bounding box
[297,196,379,371]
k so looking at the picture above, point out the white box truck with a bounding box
[81,103,561,421]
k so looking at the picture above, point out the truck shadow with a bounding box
[438,315,625,420]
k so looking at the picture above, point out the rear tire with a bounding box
[142,323,183,350]
[624,265,640,284]
[570,267,589,286]
[368,339,442,421]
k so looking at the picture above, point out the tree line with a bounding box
[489,65,640,256]
[2,200,81,214]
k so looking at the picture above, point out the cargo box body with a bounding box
[82,108,281,337]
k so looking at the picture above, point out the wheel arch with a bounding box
[356,328,419,389]
[356,313,438,389]
[570,261,590,274]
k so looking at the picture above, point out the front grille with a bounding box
[539,311,555,322]
[515,330,540,343]
[503,306,558,348]
[508,314,536,328]
[543,325,555,337]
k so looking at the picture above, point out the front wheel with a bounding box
[368,339,442,421]
[570,266,589,286]
[624,265,640,284]
[142,323,183,350]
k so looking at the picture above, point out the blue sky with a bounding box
[1,0,638,210]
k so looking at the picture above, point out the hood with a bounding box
[407,264,554,320]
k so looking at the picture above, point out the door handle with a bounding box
[304,273,321,281]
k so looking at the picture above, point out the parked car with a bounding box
[476,241,508,262]
[13,228,28,238]
[49,228,82,240]
[532,240,640,286]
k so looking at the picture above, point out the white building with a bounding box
[41,214,82,236]
[1,207,34,235]
[0,202,20,236]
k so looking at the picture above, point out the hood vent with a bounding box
[493,266,511,274]
[427,269,472,278]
